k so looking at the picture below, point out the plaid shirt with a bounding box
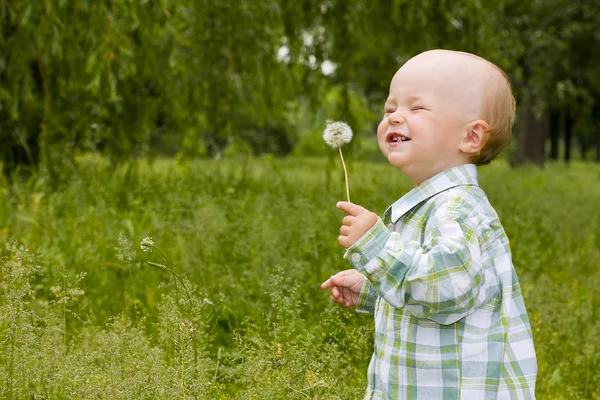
[345,164,537,399]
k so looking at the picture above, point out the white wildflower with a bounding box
[323,120,353,201]
[323,120,353,148]
[67,288,85,297]
[203,297,214,306]
[140,237,154,252]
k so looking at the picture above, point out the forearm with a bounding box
[345,216,487,324]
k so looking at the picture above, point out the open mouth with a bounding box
[386,132,410,143]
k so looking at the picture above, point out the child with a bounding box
[321,50,537,399]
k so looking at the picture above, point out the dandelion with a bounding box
[323,120,353,202]
[140,237,154,252]
[323,120,353,148]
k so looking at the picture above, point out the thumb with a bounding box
[336,201,365,216]
[321,276,335,289]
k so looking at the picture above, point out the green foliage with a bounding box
[2,0,598,172]
[0,0,327,173]
[233,269,370,399]
[0,156,599,398]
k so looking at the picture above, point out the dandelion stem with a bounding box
[338,145,350,202]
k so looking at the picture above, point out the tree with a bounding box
[0,0,325,175]
[1,0,599,172]
[505,0,600,165]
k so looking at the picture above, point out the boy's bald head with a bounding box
[400,50,515,165]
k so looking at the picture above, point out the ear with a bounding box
[459,120,489,155]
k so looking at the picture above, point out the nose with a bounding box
[388,110,406,125]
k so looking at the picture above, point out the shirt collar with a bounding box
[385,164,479,223]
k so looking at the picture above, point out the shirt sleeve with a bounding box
[344,214,488,325]
[355,278,378,314]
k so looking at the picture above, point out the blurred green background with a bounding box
[1,0,599,175]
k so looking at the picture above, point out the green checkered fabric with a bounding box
[346,164,537,399]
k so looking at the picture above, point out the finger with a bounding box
[338,235,349,248]
[332,296,344,305]
[331,293,344,304]
[342,287,355,302]
[332,286,342,299]
[336,201,365,217]
[342,298,352,308]
[342,215,355,226]
[340,225,350,235]
[341,288,356,307]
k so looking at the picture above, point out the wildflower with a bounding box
[141,238,193,304]
[203,297,214,306]
[179,320,193,331]
[67,288,85,297]
[323,120,353,201]
[140,237,154,252]
[323,120,353,148]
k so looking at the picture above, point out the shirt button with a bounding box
[350,253,362,263]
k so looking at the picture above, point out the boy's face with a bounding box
[377,51,486,185]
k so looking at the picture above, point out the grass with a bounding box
[0,155,599,399]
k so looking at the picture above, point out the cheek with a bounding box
[376,120,387,140]
[377,120,389,155]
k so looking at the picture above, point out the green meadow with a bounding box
[1,156,599,399]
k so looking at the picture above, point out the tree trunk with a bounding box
[596,130,600,163]
[564,112,573,164]
[549,110,560,160]
[514,91,547,166]
[576,131,587,161]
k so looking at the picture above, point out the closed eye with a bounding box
[411,106,425,111]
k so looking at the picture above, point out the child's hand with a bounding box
[336,201,379,248]
[321,269,365,307]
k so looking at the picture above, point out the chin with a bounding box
[387,153,408,170]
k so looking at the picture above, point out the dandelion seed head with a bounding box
[140,237,154,252]
[323,120,353,148]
